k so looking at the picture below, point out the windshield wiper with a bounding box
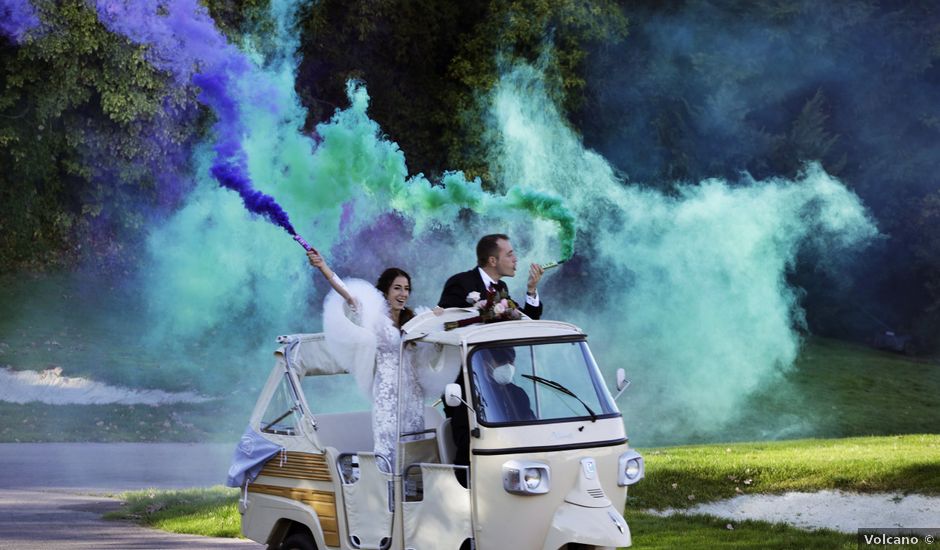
[521,374,597,422]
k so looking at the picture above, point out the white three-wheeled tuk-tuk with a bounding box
[235,308,644,550]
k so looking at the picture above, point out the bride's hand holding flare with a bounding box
[306,249,325,270]
[307,250,358,310]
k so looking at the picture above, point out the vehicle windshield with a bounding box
[469,340,618,426]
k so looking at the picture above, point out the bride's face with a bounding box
[385,275,410,311]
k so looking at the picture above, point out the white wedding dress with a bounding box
[371,320,424,465]
[322,277,454,471]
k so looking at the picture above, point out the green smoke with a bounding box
[313,80,576,253]
[140,5,576,364]
[503,187,577,260]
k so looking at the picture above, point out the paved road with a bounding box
[0,443,264,549]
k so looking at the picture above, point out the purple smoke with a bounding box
[93,0,299,236]
[332,213,417,278]
[210,148,297,235]
[95,0,232,85]
[1,0,40,43]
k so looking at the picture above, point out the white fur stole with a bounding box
[322,278,392,398]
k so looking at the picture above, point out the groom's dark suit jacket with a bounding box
[437,268,543,320]
[437,268,544,479]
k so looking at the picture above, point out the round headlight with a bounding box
[625,458,641,480]
[618,450,644,486]
[524,468,542,490]
[503,460,550,494]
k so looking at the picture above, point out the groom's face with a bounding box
[493,238,518,278]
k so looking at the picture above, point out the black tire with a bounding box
[282,532,317,550]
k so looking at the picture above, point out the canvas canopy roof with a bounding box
[275,309,585,377]
[274,333,349,377]
[401,308,585,346]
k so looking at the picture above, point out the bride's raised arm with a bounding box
[307,249,357,309]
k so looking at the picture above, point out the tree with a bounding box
[0,0,203,272]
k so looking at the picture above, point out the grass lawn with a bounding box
[735,337,940,442]
[625,511,857,549]
[625,336,940,447]
[628,434,940,510]
[105,486,242,538]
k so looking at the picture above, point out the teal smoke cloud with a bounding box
[487,60,879,443]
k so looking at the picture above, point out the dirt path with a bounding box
[0,443,263,549]
[0,489,261,550]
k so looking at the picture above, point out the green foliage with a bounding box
[0,0,202,272]
[915,192,940,299]
[296,0,472,178]
[912,190,940,347]
[772,90,844,176]
[204,0,270,43]
[445,0,629,179]
[295,0,628,180]
[2,0,614,271]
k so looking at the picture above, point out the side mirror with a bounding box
[614,368,631,401]
[444,383,463,408]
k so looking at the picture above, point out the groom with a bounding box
[438,234,545,483]
[437,233,544,319]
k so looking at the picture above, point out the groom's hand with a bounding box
[527,263,544,295]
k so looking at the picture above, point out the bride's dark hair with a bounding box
[376,267,415,327]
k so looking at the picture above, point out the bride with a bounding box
[307,250,447,471]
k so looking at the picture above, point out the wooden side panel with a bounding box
[258,451,332,482]
[248,484,340,547]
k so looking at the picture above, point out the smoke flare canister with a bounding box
[540,260,565,270]
[293,234,316,252]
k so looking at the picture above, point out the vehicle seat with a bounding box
[437,418,456,465]
[422,405,444,430]
[314,410,373,453]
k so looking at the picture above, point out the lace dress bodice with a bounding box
[371,323,424,469]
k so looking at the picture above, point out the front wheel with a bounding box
[282,533,317,550]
